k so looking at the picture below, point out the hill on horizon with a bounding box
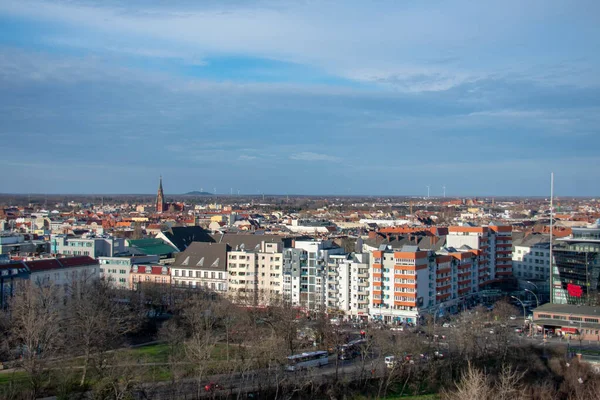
[184,191,214,196]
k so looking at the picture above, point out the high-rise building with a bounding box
[283,239,344,311]
[368,244,481,324]
[552,225,600,305]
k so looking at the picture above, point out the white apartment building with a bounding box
[512,234,551,296]
[171,242,229,293]
[98,254,160,289]
[24,256,100,287]
[288,239,345,312]
[50,234,125,258]
[325,252,370,320]
[227,240,285,305]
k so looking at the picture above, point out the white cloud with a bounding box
[2,0,597,91]
[290,152,340,162]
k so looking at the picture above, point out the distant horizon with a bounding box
[0,192,595,200]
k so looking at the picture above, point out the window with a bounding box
[174,270,179,277]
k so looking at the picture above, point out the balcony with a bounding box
[357,290,368,296]
[357,272,369,279]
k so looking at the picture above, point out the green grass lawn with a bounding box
[0,371,29,385]
[124,342,240,364]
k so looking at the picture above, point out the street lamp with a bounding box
[511,296,527,333]
[524,289,539,309]
[525,281,539,291]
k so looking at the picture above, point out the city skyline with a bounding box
[1,1,599,196]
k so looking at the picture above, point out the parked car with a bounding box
[204,382,222,392]
[509,315,517,320]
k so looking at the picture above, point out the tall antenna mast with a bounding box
[550,172,554,303]
[426,185,430,199]
[442,185,446,198]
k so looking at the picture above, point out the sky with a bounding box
[0,0,599,196]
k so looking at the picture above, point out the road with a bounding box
[133,354,380,399]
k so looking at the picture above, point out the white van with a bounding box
[385,356,396,368]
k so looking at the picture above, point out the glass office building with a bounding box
[552,226,600,305]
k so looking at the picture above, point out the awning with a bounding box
[561,327,578,334]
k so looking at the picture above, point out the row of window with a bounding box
[173,270,224,279]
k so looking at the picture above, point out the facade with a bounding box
[368,245,481,324]
[0,233,49,255]
[98,254,160,289]
[130,265,171,289]
[227,249,258,303]
[0,261,29,308]
[446,224,513,284]
[512,234,551,297]
[50,234,125,258]
[283,248,307,306]
[289,239,345,311]
[369,245,431,324]
[24,256,100,287]
[325,252,370,320]
[533,303,600,341]
[171,242,229,293]
[552,226,600,305]
[490,224,513,279]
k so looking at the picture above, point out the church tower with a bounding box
[156,176,166,213]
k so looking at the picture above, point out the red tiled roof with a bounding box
[25,259,62,272]
[25,256,98,272]
[58,256,98,267]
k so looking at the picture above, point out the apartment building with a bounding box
[170,242,229,293]
[283,248,307,306]
[50,234,125,258]
[130,265,171,290]
[490,224,513,279]
[24,256,100,286]
[0,233,49,255]
[227,239,285,305]
[512,234,551,296]
[369,245,431,324]
[98,254,160,289]
[368,244,481,324]
[288,239,345,311]
[325,252,370,320]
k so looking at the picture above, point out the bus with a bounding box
[339,339,367,360]
[286,351,329,371]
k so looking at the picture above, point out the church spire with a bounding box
[156,175,165,213]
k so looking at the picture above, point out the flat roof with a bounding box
[534,303,600,317]
[533,318,600,331]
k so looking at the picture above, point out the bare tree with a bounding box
[8,283,64,398]
[442,362,492,400]
[494,364,526,400]
[64,280,143,386]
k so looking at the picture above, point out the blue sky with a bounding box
[0,0,599,196]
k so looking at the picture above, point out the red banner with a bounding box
[567,284,583,298]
